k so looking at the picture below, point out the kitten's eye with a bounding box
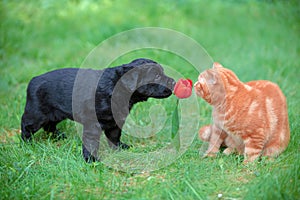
[206,73,218,84]
[207,79,216,84]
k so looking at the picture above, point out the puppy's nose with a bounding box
[170,79,176,90]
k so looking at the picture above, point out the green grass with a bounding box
[1,0,299,199]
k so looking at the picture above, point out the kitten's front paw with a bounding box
[203,151,218,158]
[223,147,234,155]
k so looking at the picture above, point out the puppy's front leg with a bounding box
[104,126,130,149]
[82,122,102,162]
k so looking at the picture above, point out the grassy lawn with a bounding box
[1,0,299,199]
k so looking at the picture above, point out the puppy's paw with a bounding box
[118,142,132,149]
[82,145,99,163]
[84,155,99,163]
[51,130,67,140]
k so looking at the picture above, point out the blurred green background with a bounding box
[0,0,299,199]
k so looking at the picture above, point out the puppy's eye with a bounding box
[154,74,161,80]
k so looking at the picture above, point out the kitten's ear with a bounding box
[213,62,223,69]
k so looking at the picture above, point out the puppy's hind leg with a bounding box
[104,126,131,149]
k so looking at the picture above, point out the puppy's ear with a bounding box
[120,69,139,93]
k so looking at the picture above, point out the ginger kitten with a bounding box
[194,62,290,163]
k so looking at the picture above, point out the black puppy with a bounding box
[21,58,175,162]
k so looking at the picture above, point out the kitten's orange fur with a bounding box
[194,62,290,163]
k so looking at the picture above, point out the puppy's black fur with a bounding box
[21,58,175,162]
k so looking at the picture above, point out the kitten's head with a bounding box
[194,62,240,105]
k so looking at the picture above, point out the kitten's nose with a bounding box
[194,81,203,97]
[194,80,203,88]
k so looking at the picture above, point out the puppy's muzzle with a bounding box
[168,79,176,90]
